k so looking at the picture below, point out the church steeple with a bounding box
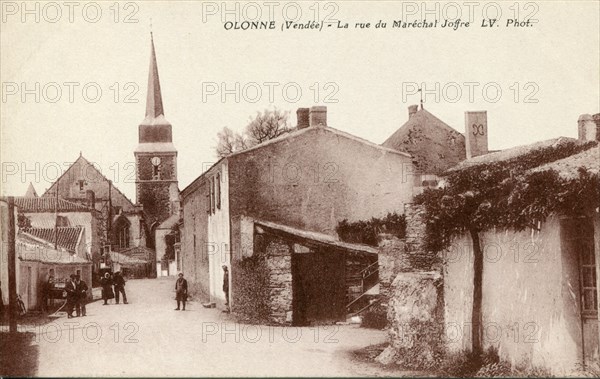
[141,32,170,128]
[135,31,179,228]
[138,33,173,144]
[145,33,165,122]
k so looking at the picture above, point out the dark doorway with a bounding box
[562,217,599,364]
[292,246,346,326]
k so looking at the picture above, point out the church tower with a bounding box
[135,33,179,234]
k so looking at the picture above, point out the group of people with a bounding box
[100,271,128,305]
[64,274,88,318]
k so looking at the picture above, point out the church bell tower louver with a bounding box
[135,33,179,230]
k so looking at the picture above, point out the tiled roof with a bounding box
[21,226,83,253]
[531,146,599,179]
[448,137,588,172]
[14,197,91,213]
[17,232,90,265]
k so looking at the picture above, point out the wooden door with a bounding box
[576,218,599,364]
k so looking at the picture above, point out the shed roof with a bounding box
[255,220,378,255]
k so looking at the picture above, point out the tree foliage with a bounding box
[215,108,292,158]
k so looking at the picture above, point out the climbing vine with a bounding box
[336,212,407,246]
[414,140,599,252]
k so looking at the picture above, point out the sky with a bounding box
[1,0,599,201]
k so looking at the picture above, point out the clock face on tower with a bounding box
[151,156,161,166]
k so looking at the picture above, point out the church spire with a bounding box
[143,32,168,125]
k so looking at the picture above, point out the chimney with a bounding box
[577,114,599,142]
[297,108,310,129]
[309,106,327,127]
[408,104,419,118]
[86,190,95,209]
[465,111,489,159]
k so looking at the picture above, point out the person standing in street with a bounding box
[174,273,187,311]
[101,272,114,305]
[113,271,128,304]
[65,274,78,318]
[75,275,88,316]
[40,275,53,313]
[222,265,230,309]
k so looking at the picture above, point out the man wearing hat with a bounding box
[113,271,128,304]
[174,273,188,311]
[75,275,88,316]
[64,274,78,318]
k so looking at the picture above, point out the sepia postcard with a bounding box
[1,0,599,377]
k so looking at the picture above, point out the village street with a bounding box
[28,278,410,377]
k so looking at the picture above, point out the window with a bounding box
[78,179,85,191]
[216,173,221,210]
[117,225,130,249]
[209,178,212,213]
[210,177,216,214]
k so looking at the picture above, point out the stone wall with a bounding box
[232,234,292,325]
[376,271,444,369]
[376,203,444,368]
[265,238,293,324]
[378,204,440,302]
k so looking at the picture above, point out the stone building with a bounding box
[180,106,415,322]
[382,105,490,194]
[40,155,148,273]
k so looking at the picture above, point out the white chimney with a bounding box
[465,111,489,159]
[309,106,327,127]
[577,114,598,141]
